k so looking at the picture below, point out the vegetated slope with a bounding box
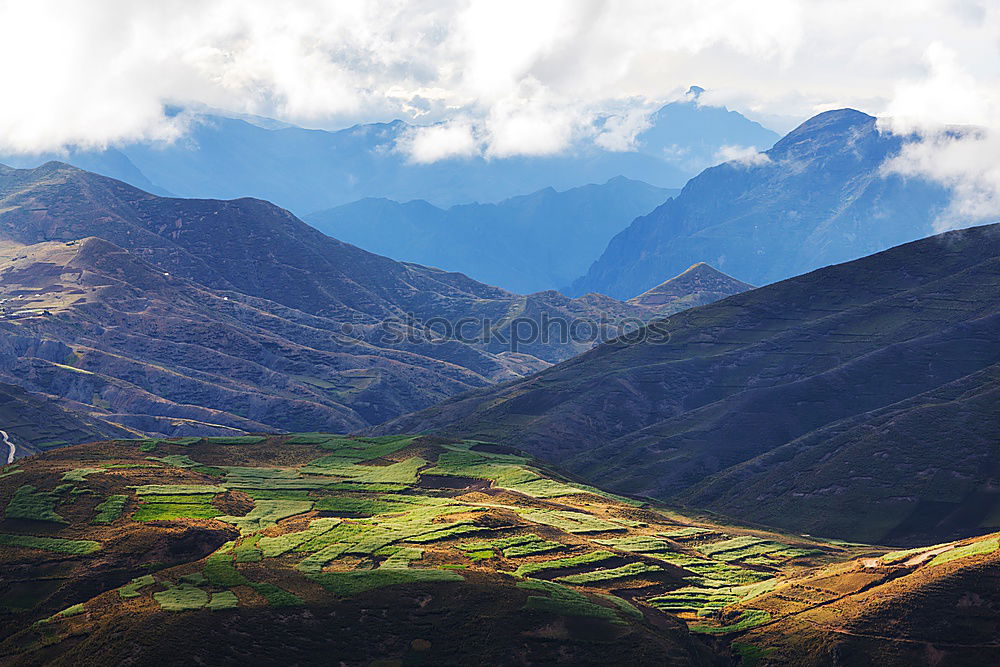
[627,262,753,314]
[737,533,1000,666]
[306,177,676,293]
[569,109,952,298]
[0,163,696,443]
[0,383,131,457]
[376,223,1000,544]
[2,435,996,666]
[0,434,860,665]
[0,95,776,214]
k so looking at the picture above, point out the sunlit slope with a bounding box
[1,434,870,665]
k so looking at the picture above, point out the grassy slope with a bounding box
[1,434,997,665]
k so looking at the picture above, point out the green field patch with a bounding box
[380,547,424,569]
[405,522,487,543]
[690,609,771,634]
[684,562,773,586]
[300,455,426,486]
[244,489,311,500]
[660,527,713,540]
[459,534,563,559]
[4,485,68,523]
[421,445,586,498]
[257,518,341,557]
[880,545,929,564]
[518,579,624,624]
[654,553,715,567]
[132,487,222,522]
[216,499,314,534]
[131,484,227,495]
[596,536,675,554]
[285,433,339,445]
[312,435,416,463]
[249,582,302,606]
[697,536,811,562]
[61,467,103,482]
[91,494,128,524]
[154,583,209,611]
[308,568,463,597]
[555,562,663,584]
[204,436,266,446]
[148,455,200,468]
[0,533,100,555]
[202,549,302,606]
[323,482,411,492]
[234,535,263,562]
[513,550,616,577]
[519,509,625,534]
[647,587,742,613]
[929,538,1000,567]
[35,603,86,626]
[119,574,155,598]
[313,495,412,517]
[206,590,239,610]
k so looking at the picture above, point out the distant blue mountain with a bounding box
[569,109,953,298]
[306,177,676,293]
[631,86,780,172]
[0,94,777,215]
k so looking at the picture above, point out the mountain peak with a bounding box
[627,262,753,310]
[771,108,875,151]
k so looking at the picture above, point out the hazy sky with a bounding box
[0,0,998,224]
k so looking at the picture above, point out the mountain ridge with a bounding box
[568,108,953,298]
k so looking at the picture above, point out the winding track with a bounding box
[1,429,15,464]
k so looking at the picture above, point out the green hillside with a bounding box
[3,434,998,665]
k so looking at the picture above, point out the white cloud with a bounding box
[714,145,772,166]
[398,122,478,164]
[0,0,997,182]
[879,40,1000,231]
[594,107,655,152]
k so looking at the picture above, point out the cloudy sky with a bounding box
[1,0,998,224]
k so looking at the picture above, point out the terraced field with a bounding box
[1,434,997,665]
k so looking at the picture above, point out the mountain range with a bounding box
[306,177,676,293]
[568,109,953,298]
[377,223,1000,545]
[0,162,737,442]
[0,95,777,215]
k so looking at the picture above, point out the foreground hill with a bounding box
[377,224,1000,544]
[569,109,951,298]
[0,163,705,442]
[1,435,996,665]
[306,177,675,293]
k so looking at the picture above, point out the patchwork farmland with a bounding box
[1,434,998,664]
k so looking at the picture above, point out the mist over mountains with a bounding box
[0,94,777,216]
